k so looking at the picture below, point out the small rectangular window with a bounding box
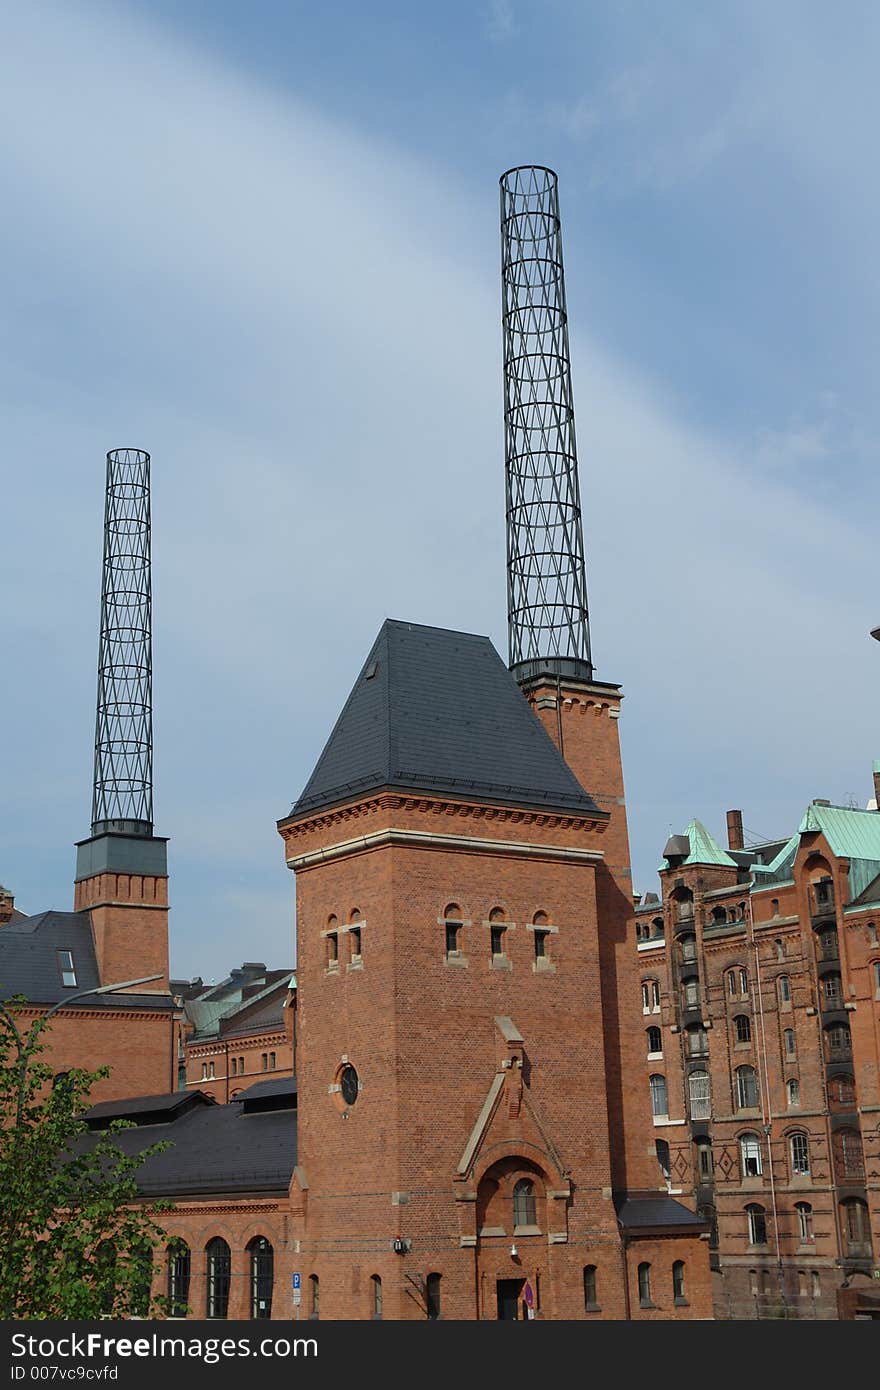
[491,925,505,956]
[350,926,362,960]
[534,929,548,960]
[261,1053,268,1071]
[57,950,77,988]
[445,922,461,955]
[269,1052,276,1070]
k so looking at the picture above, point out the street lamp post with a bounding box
[0,974,163,1130]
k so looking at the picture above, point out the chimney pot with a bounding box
[726,809,744,852]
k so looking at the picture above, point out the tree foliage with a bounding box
[0,998,174,1318]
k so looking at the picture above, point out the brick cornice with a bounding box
[286,825,606,872]
[279,791,608,843]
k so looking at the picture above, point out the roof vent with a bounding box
[812,798,831,807]
[364,661,378,680]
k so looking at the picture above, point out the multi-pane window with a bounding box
[249,1237,274,1319]
[830,1074,856,1107]
[789,1132,810,1176]
[167,1241,190,1318]
[736,1066,759,1110]
[649,1074,668,1119]
[734,1014,752,1044]
[206,1239,231,1319]
[672,1261,686,1302]
[796,1203,813,1243]
[583,1265,599,1310]
[822,973,842,1008]
[840,1128,865,1179]
[746,1204,767,1246]
[825,1023,852,1059]
[513,1179,537,1228]
[688,1070,710,1121]
[784,1029,796,1057]
[787,1079,800,1109]
[637,1263,652,1307]
[57,950,77,988]
[727,968,748,998]
[777,975,791,1008]
[740,1132,763,1178]
[647,1026,662,1056]
[818,928,838,961]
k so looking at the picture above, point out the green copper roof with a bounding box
[798,803,880,860]
[684,819,738,868]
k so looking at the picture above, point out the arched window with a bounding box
[637,1262,652,1307]
[532,911,551,961]
[734,1014,751,1044]
[489,908,507,958]
[775,938,785,961]
[796,1202,813,1243]
[642,979,660,1013]
[695,1139,714,1179]
[326,915,339,966]
[309,1274,319,1320]
[672,1260,686,1302]
[583,1265,599,1311]
[248,1237,273,1319]
[787,1078,800,1109]
[649,1074,668,1119]
[789,1132,810,1176]
[739,1132,763,1178]
[777,975,791,1008]
[426,1272,442,1320]
[651,916,664,939]
[371,1274,383,1319]
[513,1179,537,1229]
[771,899,780,918]
[206,1238,231,1319]
[727,968,748,998]
[842,1198,872,1257]
[746,1204,767,1246]
[646,1026,662,1055]
[711,906,727,925]
[444,904,463,957]
[736,1066,759,1110]
[839,1128,865,1179]
[688,1070,710,1121]
[783,1028,796,1057]
[167,1240,190,1318]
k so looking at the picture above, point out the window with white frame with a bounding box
[787,1078,801,1109]
[688,1070,711,1120]
[57,950,77,988]
[642,979,661,1014]
[789,1131,810,1177]
[739,1132,763,1178]
[736,1066,759,1110]
[649,1074,668,1119]
[734,1014,751,1044]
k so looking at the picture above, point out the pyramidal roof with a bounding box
[683,819,737,868]
[288,620,602,819]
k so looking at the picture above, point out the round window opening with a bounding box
[340,1064,359,1107]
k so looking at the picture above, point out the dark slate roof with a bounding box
[0,909,174,1012]
[288,620,602,819]
[76,1091,296,1197]
[616,1197,707,1232]
[237,1077,298,1102]
[85,1092,210,1127]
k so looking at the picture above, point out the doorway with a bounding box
[496,1278,525,1320]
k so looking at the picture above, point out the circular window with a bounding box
[339,1064,359,1107]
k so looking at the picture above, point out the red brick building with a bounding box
[633,790,880,1318]
[0,827,176,1102]
[275,619,712,1320]
[179,964,296,1102]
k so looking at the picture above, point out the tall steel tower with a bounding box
[91,447,154,836]
[500,165,593,684]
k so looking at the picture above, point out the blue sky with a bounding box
[2,0,879,980]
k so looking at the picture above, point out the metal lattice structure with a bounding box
[500,165,593,683]
[91,448,153,835]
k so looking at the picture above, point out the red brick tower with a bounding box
[278,621,711,1319]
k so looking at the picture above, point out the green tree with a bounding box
[0,997,174,1318]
